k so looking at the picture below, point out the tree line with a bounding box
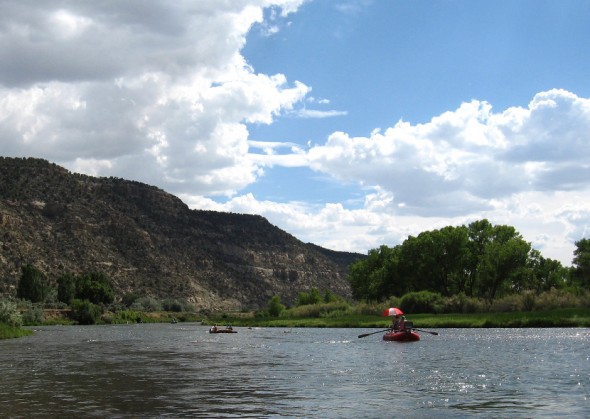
[348,219,589,302]
[10,265,195,325]
[17,265,114,306]
[14,265,115,324]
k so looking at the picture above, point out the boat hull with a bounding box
[383,330,420,342]
[209,329,237,334]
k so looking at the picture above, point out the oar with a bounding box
[358,329,389,338]
[413,328,439,336]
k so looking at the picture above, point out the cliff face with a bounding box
[0,157,361,310]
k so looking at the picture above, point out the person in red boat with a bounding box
[391,315,402,331]
[398,316,407,331]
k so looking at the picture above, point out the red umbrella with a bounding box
[383,307,404,317]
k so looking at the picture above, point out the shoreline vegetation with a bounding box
[3,283,590,339]
[1,307,589,340]
[209,307,590,329]
[0,323,33,339]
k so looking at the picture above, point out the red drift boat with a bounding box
[383,329,420,342]
[383,320,420,342]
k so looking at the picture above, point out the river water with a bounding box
[1,324,588,418]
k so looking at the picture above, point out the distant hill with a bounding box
[0,157,363,310]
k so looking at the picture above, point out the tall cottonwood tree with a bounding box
[17,265,49,303]
[348,220,537,302]
[572,238,590,288]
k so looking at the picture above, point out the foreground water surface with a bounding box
[1,324,588,418]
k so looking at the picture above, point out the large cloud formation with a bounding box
[217,89,590,265]
[1,1,589,265]
[0,0,308,195]
[307,89,590,216]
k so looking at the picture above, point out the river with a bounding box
[1,324,588,418]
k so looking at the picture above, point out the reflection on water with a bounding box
[1,325,589,417]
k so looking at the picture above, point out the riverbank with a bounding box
[3,307,588,340]
[0,323,33,339]
[206,307,590,328]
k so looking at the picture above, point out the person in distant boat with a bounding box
[210,324,218,333]
[226,325,233,331]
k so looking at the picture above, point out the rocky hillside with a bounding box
[0,157,362,310]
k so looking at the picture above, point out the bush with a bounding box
[21,302,44,326]
[435,293,485,314]
[122,292,141,308]
[399,291,442,314]
[267,295,285,317]
[351,302,383,316]
[131,297,161,312]
[0,299,22,327]
[284,301,351,318]
[285,304,322,318]
[489,294,522,312]
[521,290,536,311]
[462,296,485,313]
[296,289,323,306]
[70,299,101,325]
[182,301,196,312]
[105,309,144,324]
[162,299,184,312]
[534,288,588,310]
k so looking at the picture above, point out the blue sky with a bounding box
[1,0,589,265]
[241,0,590,204]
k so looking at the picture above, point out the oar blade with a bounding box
[415,328,439,336]
[357,328,389,338]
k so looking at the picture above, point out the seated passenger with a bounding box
[398,316,407,331]
[391,315,402,331]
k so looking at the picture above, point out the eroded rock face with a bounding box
[0,157,361,310]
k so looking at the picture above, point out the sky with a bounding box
[1,0,589,266]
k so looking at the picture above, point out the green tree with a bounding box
[349,245,401,301]
[348,219,549,304]
[16,265,49,303]
[572,238,590,288]
[267,295,285,317]
[465,219,494,296]
[75,272,114,305]
[398,227,469,296]
[477,236,531,300]
[57,272,77,304]
[524,250,567,293]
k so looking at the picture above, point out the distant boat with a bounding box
[209,325,237,334]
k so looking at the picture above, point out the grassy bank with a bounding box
[0,323,33,339]
[207,307,590,329]
[7,307,590,332]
